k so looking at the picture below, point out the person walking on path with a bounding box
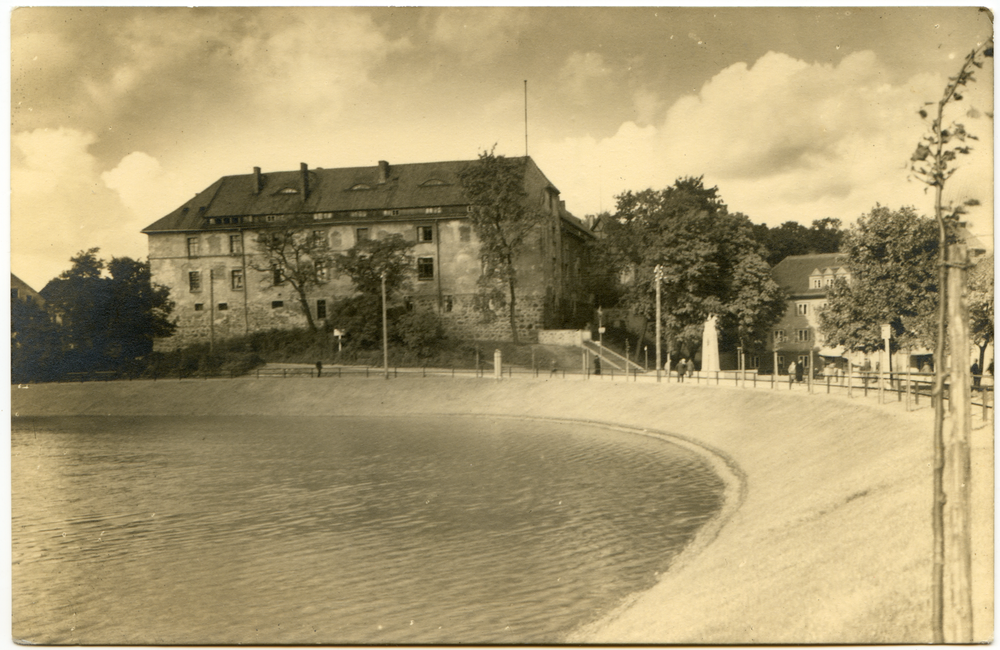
[677,358,687,382]
[593,357,601,376]
[550,358,559,377]
[972,361,981,390]
[795,361,804,383]
[315,360,323,377]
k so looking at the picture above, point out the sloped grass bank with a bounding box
[11,378,993,643]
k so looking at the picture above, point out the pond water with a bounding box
[12,415,725,644]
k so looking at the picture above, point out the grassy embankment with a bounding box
[11,376,993,643]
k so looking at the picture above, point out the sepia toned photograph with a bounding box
[9,6,994,645]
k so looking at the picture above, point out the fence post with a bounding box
[847,362,853,398]
[827,375,831,394]
[715,371,719,385]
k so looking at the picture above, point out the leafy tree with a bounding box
[968,253,994,370]
[458,148,546,343]
[252,217,335,332]
[329,234,416,351]
[11,294,62,382]
[817,205,944,354]
[38,248,175,374]
[751,218,844,266]
[598,177,785,358]
[331,234,415,300]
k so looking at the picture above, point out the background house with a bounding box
[143,157,595,349]
[11,273,45,309]
[767,253,849,375]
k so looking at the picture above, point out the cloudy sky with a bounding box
[11,6,994,290]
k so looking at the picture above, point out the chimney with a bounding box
[300,163,310,198]
[253,166,263,194]
[377,160,390,185]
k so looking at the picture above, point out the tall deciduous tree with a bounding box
[751,218,844,266]
[38,248,175,374]
[329,234,415,349]
[252,217,334,332]
[458,149,546,344]
[818,205,943,354]
[599,177,785,358]
[332,234,415,300]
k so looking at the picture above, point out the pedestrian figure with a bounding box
[972,361,981,389]
[593,357,601,376]
[315,360,323,377]
[788,361,796,384]
[550,359,559,377]
[677,358,687,382]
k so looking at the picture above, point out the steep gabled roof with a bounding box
[771,253,846,297]
[143,157,572,235]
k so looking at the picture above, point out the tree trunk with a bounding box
[508,278,519,344]
[293,283,318,332]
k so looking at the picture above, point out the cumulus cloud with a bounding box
[101,152,191,224]
[538,49,992,243]
[11,128,147,288]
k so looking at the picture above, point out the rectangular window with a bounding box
[356,227,370,242]
[417,225,433,242]
[231,269,244,290]
[749,355,760,369]
[417,257,434,281]
[350,211,366,218]
[194,303,204,311]
[273,268,283,285]
[266,215,277,223]
[312,230,326,245]
[229,234,242,254]
[798,355,810,368]
[315,261,328,283]
[797,303,808,316]
[271,301,284,309]
[812,278,822,288]
[459,225,471,242]
[316,299,327,319]
[313,212,333,221]
[774,329,786,343]
[796,329,811,342]
[777,355,785,371]
[382,209,400,217]
[187,237,200,257]
[189,271,202,292]
[424,207,442,214]
[218,303,228,311]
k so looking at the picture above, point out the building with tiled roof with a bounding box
[766,253,849,375]
[143,157,595,348]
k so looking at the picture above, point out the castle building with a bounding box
[142,157,595,349]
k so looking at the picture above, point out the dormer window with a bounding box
[350,183,372,191]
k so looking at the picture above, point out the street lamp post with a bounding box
[654,264,664,382]
[381,271,389,380]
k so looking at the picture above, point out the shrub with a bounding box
[394,310,445,356]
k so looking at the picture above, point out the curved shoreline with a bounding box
[11,376,993,643]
